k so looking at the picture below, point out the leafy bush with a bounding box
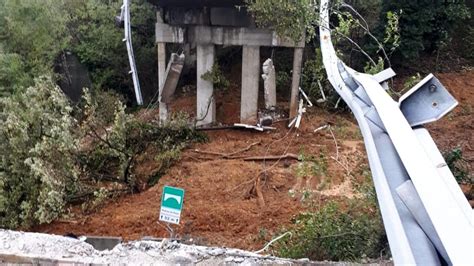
[301,49,327,101]
[0,78,206,229]
[0,52,31,96]
[274,198,387,261]
[201,63,230,91]
[79,91,206,191]
[444,148,471,184]
[0,76,78,228]
[246,0,317,42]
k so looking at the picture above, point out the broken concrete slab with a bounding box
[262,58,277,109]
[160,53,185,103]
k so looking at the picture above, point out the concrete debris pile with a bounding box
[0,230,312,265]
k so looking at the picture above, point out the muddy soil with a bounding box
[34,70,473,250]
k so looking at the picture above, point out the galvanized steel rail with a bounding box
[319,0,473,264]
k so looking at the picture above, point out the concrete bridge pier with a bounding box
[196,44,216,126]
[154,6,305,125]
[290,47,304,119]
[241,45,260,124]
[157,42,168,122]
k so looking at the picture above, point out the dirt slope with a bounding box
[34,70,473,250]
[35,108,365,250]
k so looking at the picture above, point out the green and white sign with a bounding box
[159,186,185,224]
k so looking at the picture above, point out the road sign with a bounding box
[159,186,185,224]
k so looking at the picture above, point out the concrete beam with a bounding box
[156,23,185,43]
[196,44,216,126]
[289,48,304,119]
[210,7,252,27]
[157,24,304,48]
[241,46,260,124]
[166,8,210,25]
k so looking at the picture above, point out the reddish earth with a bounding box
[34,70,473,250]
[427,71,474,169]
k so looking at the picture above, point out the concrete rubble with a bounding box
[0,230,308,265]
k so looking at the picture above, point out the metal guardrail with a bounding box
[121,0,143,105]
[319,0,473,264]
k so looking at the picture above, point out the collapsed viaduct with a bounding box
[148,0,305,125]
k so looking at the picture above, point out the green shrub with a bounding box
[201,63,230,91]
[274,198,387,261]
[246,0,317,42]
[0,76,78,228]
[80,91,207,190]
[0,52,31,96]
[301,49,327,101]
[444,148,471,184]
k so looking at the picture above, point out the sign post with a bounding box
[159,186,185,224]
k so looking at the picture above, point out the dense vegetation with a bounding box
[0,0,204,229]
[0,0,156,100]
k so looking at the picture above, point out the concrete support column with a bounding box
[157,10,168,123]
[196,44,216,126]
[157,42,168,123]
[240,45,260,124]
[289,47,304,119]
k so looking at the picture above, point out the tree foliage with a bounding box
[0,0,157,101]
[0,0,70,95]
[67,0,157,100]
[381,0,471,60]
[246,0,318,42]
[0,77,78,228]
